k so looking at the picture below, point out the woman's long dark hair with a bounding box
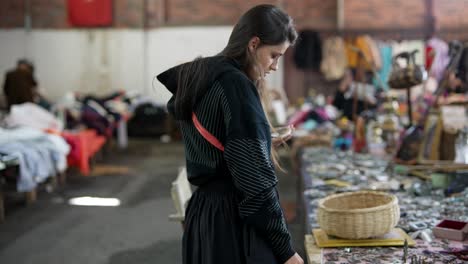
[175,4,297,120]
[175,4,297,168]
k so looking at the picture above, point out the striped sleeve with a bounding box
[218,72,295,263]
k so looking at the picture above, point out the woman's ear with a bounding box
[248,37,260,52]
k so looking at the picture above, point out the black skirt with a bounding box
[182,179,278,264]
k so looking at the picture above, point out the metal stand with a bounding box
[406,87,413,127]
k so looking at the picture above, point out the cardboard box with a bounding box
[433,220,468,241]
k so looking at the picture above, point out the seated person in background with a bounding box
[3,59,37,110]
[333,69,375,120]
[437,72,467,105]
[3,59,51,111]
[448,72,467,94]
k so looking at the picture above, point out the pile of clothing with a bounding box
[0,126,69,192]
[63,91,131,138]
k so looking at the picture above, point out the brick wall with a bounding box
[344,0,427,29]
[170,0,289,25]
[2,0,468,31]
[0,0,158,28]
[146,0,165,28]
[284,0,337,30]
[0,1,25,28]
[166,0,243,25]
[31,0,68,28]
[114,0,144,28]
[434,0,468,30]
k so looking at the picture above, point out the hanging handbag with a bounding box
[388,50,425,89]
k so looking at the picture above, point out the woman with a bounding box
[157,4,303,264]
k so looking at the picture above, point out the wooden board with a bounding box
[304,234,322,264]
[25,189,37,205]
[419,111,443,161]
[313,228,416,248]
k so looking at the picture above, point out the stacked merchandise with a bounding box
[301,147,468,263]
[62,91,131,138]
[0,103,70,191]
[0,126,69,192]
[54,91,133,175]
[126,99,169,138]
[293,31,468,164]
[306,33,468,119]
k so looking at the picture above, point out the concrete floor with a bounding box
[0,139,305,264]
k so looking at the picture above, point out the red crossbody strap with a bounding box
[192,112,225,152]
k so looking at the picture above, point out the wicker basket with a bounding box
[317,191,400,239]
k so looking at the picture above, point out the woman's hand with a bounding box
[272,125,294,148]
[284,253,304,264]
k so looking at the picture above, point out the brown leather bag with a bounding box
[388,51,425,89]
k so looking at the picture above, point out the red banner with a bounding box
[68,0,112,27]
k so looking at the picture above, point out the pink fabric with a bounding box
[315,108,329,121]
[288,109,311,127]
[427,38,450,81]
[62,129,106,175]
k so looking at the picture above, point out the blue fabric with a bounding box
[0,139,61,191]
[374,44,393,90]
[0,144,35,192]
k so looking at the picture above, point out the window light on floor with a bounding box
[68,196,121,207]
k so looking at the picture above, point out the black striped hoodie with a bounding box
[157,56,295,263]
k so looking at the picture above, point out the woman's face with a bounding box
[249,38,290,79]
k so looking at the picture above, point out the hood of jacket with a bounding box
[157,56,242,119]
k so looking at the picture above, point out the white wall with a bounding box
[0,27,285,104]
[146,27,232,103]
